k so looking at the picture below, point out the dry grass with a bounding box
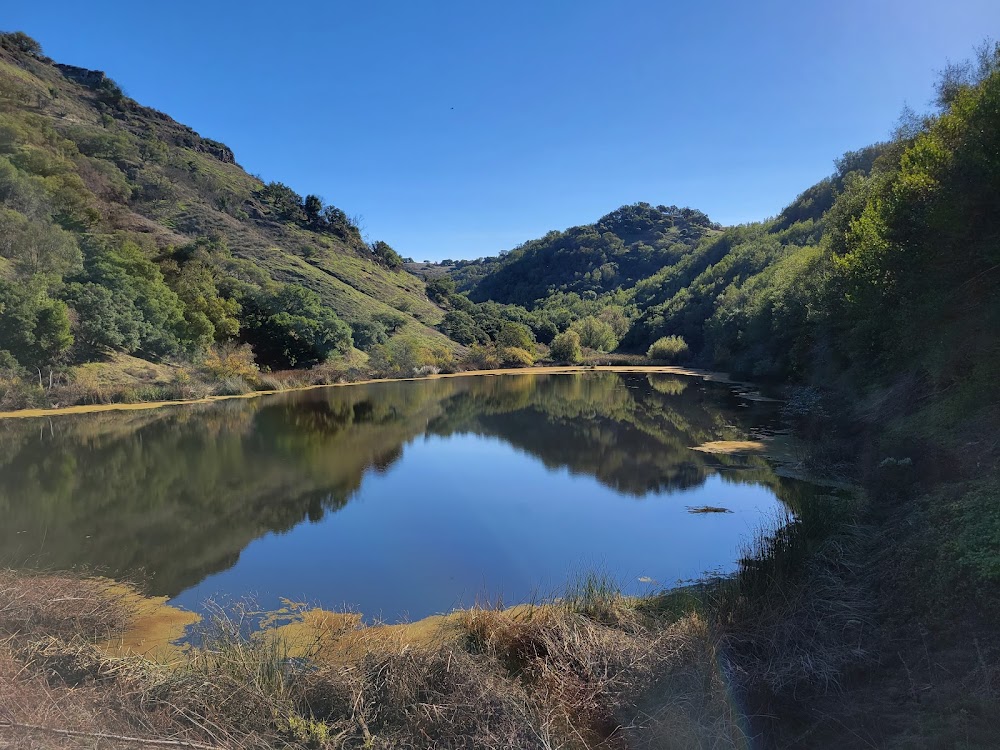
[0,570,134,642]
[459,603,748,749]
[0,571,751,750]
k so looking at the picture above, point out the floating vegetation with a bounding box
[687,506,733,514]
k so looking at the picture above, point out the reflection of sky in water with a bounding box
[172,434,786,623]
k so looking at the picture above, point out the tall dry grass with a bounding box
[0,569,752,749]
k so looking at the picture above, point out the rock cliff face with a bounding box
[55,62,110,88]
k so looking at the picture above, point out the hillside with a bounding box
[0,32,455,405]
[443,202,720,307]
[434,42,1000,746]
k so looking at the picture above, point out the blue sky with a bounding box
[6,1,1000,260]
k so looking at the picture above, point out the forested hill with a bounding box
[445,203,720,306]
[0,31,451,385]
[435,41,999,396]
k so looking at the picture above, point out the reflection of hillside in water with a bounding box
[0,372,786,597]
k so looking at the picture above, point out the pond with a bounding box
[0,371,816,622]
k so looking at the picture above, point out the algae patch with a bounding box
[98,582,199,663]
[690,440,768,455]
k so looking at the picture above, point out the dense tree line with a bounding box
[442,43,1000,396]
[621,45,1000,391]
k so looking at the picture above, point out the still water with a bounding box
[0,371,812,621]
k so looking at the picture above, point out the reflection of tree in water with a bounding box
[428,372,781,496]
[0,372,786,596]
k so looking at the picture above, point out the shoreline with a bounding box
[0,364,734,421]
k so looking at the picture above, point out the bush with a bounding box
[349,319,388,350]
[647,335,689,361]
[203,343,259,383]
[500,346,534,367]
[462,343,501,370]
[570,316,618,352]
[549,330,582,364]
[368,338,454,378]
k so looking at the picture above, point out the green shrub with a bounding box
[647,335,689,361]
[500,346,534,367]
[549,330,582,363]
[570,316,618,352]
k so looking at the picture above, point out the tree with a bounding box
[62,282,142,353]
[426,276,456,304]
[239,284,352,368]
[598,306,630,339]
[0,209,82,282]
[303,194,323,224]
[162,259,240,351]
[570,316,617,352]
[496,321,535,351]
[530,317,558,345]
[441,310,487,345]
[0,32,42,57]
[258,182,305,221]
[350,318,389,350]
[69,235,188,357]
[0,280,73,366]
[500,346,534,366]
[373,310,407,333]
[370,241,403,270]
[549,330,582,363]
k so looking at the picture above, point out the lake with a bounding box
[0,371,815,622]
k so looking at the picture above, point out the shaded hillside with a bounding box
[447,203,719,307]
[0,32,451,393]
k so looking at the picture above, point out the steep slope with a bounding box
[0,32,451,387]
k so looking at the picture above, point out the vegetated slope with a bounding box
[431,44,1000,746]
[618,145,887,374]
[448,202,720,307]
[0,32,451,395]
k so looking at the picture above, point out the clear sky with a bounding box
[6,1,1000,260]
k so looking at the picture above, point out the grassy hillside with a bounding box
[0,32,456,407]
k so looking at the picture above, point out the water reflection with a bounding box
[0,372,802,611]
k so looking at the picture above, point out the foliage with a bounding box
[440,309,487,345]
[367,337,455,376]
[452,203,718,307]
[425,275,456,304]
[349,318,389,350]
[0,207,81,281]
[0,32,42,57]
[500,345,534,367]
[0,279,73,366]
[370,240,404,269]
[647,335,689,362]
[570,316,618,352]
[67,235,189,357]
[496,321,535,351]
[202,342,259,382]
[238,284,353,369]
[549,329,582,363]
